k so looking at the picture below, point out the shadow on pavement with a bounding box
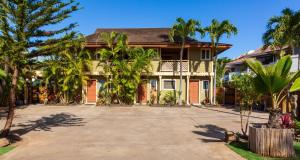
[193,124,226,143]
[10,113,85,139]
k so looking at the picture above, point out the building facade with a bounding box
[84,28,231,105]
[224,45,300,82]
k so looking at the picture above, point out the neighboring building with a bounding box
[83,28,232,105]
[224,45,300,82]
[223,45,300,108]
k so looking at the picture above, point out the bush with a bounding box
[161,91,177,106]
[96,90,111,105]
[148,89,157,105]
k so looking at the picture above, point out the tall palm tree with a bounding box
[246,55,300,128]
[263,8,300,68]
[200,19,237,104]
[43,35,92,104]
[169,18,200,105]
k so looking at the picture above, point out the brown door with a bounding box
[138,80,147,103]
[87,80,97,103]
[189,80,199,104]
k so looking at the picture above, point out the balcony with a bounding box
[160,60,189,72]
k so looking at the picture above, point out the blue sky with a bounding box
[66,0,300,59]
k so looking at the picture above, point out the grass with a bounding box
[227,141,300,160]
[0,146,14,155]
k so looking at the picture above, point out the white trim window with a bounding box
[201,49,211,60]
[203,80,209,90]
[163,79,176,90]
[150,79,158,91]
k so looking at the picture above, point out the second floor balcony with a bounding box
[160,60,189,72]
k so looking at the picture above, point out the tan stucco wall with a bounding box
[159,76,187,104]
[189,48,213,73]
[198,77,211,103]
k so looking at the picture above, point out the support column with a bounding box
[186,76,190,105]
[159,75,162,104]
[210,75,214,104]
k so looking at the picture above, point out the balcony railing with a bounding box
[160,60,189,72]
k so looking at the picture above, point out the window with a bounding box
[203,80,209,90]
[201,49,211,60]
[163,80,176,90]
[150,79,157,91]
[97,79,105,91]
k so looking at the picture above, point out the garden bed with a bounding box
[227,141,300,160]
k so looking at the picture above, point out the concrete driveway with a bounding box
[0,105,268,160]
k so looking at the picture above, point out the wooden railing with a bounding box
[160,60,189,72]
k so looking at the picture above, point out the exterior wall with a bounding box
[189,48,213,73]
[159,76,187,104]
[85,47,214,105]
[91,48,213,75]
[150,60,160,73]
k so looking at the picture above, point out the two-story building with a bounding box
[224,45,299,82]
[84,28,231,105]
[223,45,300,108]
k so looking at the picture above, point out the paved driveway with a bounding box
[0,105,268,160]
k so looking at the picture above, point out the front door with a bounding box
[87,80,97,103]
[138,80,147,103]
[189,80,199,104]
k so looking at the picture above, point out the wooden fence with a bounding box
[249,126,295,158]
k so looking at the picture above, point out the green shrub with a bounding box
[161,91,177,105]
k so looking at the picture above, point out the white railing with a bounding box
[160,60,189,72]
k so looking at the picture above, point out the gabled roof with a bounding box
[226,45,290,68]
[85,28,232,49]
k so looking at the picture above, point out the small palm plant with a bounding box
[246,55,300,128]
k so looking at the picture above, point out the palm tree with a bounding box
[43,35,92,104]
[169,18,200,105]
[200,19,237,104]
[263,8,300,53]
[216,57,231,87]
[98,32,157,104]
[246,55,300,128]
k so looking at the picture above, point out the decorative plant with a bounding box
[98,32,157,104]
[43,36,92,104]
[230,74,260,137]
[280,114,294,129]
[148,89,157,106]
[161,91,177,106]
[246,55,300,128]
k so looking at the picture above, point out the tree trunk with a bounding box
[28,78,32,104]
[178,42,184,105]
[213,47,218,105]
[267,109,282,128]
[1,66,18,137]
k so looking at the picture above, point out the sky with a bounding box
[63,0,300,59]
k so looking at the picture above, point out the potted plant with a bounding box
[246,55,300,158]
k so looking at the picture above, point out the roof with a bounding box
[85,28,232,49]
[225,45,290,68]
